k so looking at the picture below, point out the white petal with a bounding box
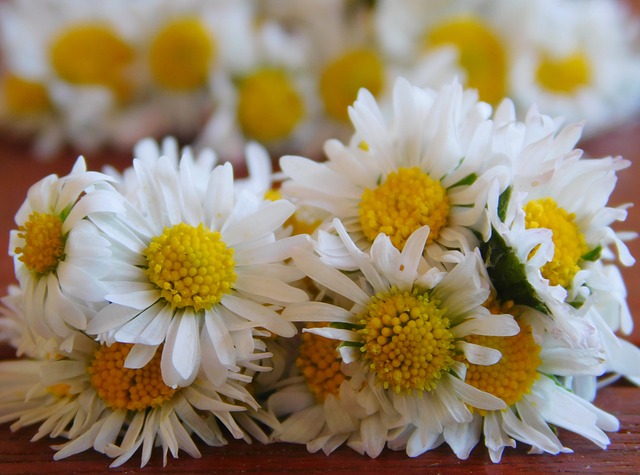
[234,274,308,304]
[454,314,519,338]
[124,344,159,369]
[87,304,140,335]
[221,294,296,337]
[161,312,200,387]
[457,341,502,365]
[282,301,354,324]
[292,249,370,306]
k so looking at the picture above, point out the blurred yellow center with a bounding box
[319,48,384,122]
[88,342,176,411]
[50,23,134,100]
[426,16,506,104]
[14,212,65,275]
[3,74,51,114]
[524,198,587,288]
[359,167,449,250]
[150,17,215,91]
[536,52,590,94]
[237,68,304,142]
[358,287,454,394]
[296,324,346,402]
[264,189,323,235]
[144,223,236,311]
[463,320,541,411]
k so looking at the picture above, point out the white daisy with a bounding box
[0,331,273,467]
[373,0,515,106]
[84,146,308,388]
[197,15,317,163]
[280,77,508,255]
[483,102,633,313]
[281,220,521,456]
[0,0,150,153]
[437,304,618,462]
[506,0,640,137]
[108,0,259,150]
[8,157,123,341]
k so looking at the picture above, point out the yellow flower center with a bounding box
[359,167,449,250]
[88,342,176,411]
[536,52,591,94]
[3,74,51,115]
[524,198,588,288]
[14,212,65,275]
[149,17,215,91]
[319,48,384,122]
[426,15,507,104]
[49,23,134,100]
[357,287,454,394]
[237,68,305,142]
[144,223,236,312]
[296,324,346,402]
[463,320,541,412]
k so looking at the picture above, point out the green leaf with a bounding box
[481,228,548,313]
[497,186,512,222]
[338,341,363,348]
[330,321,359,331]
[581,246,602,262]
[447,172,478,189]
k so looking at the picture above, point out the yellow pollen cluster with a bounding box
[524,198,588,288]
[319,48,384,122]
[296,324,346,402]
[49,23,134,100]
[357,287,454,394]
[47,383,72,398]
[359,167,449,250]
[237,68,305,142]
[15,211,65,275]
[3,74,51,115]
[150,17,215,91]
[88,342,176,411]
[463,322,541,411]
[426,16,507,105]
[536,52,591,94]
[144,223,236,311]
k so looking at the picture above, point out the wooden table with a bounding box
[0,118,639,472]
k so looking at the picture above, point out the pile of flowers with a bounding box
[0,0,639,159]
[0,75,638,467]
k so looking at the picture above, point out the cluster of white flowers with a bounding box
[0,0,638,159]
[0,75,638,467]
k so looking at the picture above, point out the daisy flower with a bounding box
[84,144,309,388]
[280,78,508,255]
[108,0,259,150]
[8,157,123,341]
[280,220,520,456]
[197,16,317,163]
[506,0,640,137]
[0,0,149,153]
[0,330,273,467]
[483,102,633,313]
[437,302,619,462]
[373,0,514,106]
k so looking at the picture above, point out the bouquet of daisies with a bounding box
[0,0,638,160]
[0,75,638,467]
